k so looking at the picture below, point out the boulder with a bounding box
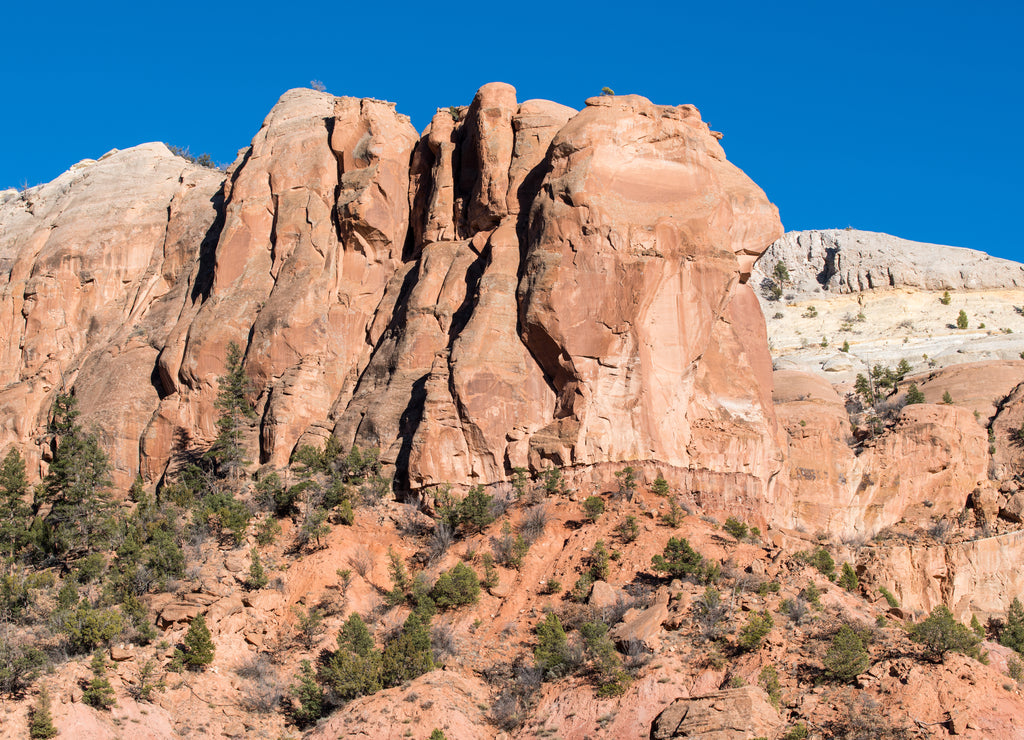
[650,686,783,739]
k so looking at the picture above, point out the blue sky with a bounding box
[4,1,1022,262]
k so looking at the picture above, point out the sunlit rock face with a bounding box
[0,84,784,521]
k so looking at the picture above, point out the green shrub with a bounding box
[758,664,781,707]
[940,290,951,305]
[534,611,570,679]
[823,625,870,682]
[480,553,499,589]
[782,723,809,740]
[289,659,323,726]
[651,476,670,497]
[796,547,835,579]
[879,586,899,608]
[614,466,637,499]
[181,615,215,670]
[64,602,124,654]
[736,610,773,651]
[381,612,434,687]
[651,537,704,579]
[582,496,605,521]
[319,614,382,701]
[245,548,268,590]
[589,540,610,581]
[82,651,116,709]
[28,686,58,738]
[580,621,630,697]
[570,572,595,603]
[905,383,926,405]
[430,562,480,610]
[942,390,954,405]
[910,605,982,661]
[0,638,47,696]
[723,517,748,540]
[801,581,822,608]
[615,515,639,543]
[1000,597,1024,654]
[541,579,562,595]
[837,563,858,591]
[491,522,529,570]
[661,498,685,527]
[957,310,968,329]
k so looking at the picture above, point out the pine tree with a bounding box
[206,341,255,479]
[82,651,116,709]
[651,537,704,578]
[381,612,434,687]
[905,383,926,405]
[837,563,859,591]
[534,611,569,678]
[41,393,114,562]
[319,614,382,701]
[0,447,31,558]
[181,615,215,670]
[1001,597,1024,654]
[289,660,323,727]
[29,686,58,738]
[245,548,268,590]
[823,625,870,682]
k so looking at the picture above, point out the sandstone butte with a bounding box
[0,82,1023,739]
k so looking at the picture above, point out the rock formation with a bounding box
[3,83,1024,740]
[0,83,785,523]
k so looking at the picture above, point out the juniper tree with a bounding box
[905,383,926,405]
[0,448,31,559]
[206,341,255,479]
[319,613,382,701]
[380,612,434,687]
[28,686,58,738]
[40,392,114,562]
[910,605,981,661]
[823,625,870,682]
[289,660,323,726]
[181,615,215,670]
[82,650,116,709]
[1001,597,1024,654]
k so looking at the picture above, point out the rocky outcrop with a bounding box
[650,686,782,739]
[773,369,990,538]
[752,230,1024,385]
[0,143,224,485]
[754,229,1024,296]
[0,84,784,506]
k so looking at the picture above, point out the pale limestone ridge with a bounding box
[754,229,1024,384]
[753,228,1024,297]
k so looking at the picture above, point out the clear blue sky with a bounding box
[4,0,1022,262]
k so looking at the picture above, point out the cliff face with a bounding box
[0,83,784,519]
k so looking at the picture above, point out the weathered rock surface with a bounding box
[0,143,224,485]
[0,84,784,512]
[773,369,990,538]
[755,229,1024,296]
[650,686,782,739]
[752,230,1024,386]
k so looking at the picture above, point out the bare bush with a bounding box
[518,504,550,545]
[429,522,454,564]
[431,623,458,663]
[348,546,374,579]
[693,587,730,642]
[235,655,285,713]
[929,519,951,543]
